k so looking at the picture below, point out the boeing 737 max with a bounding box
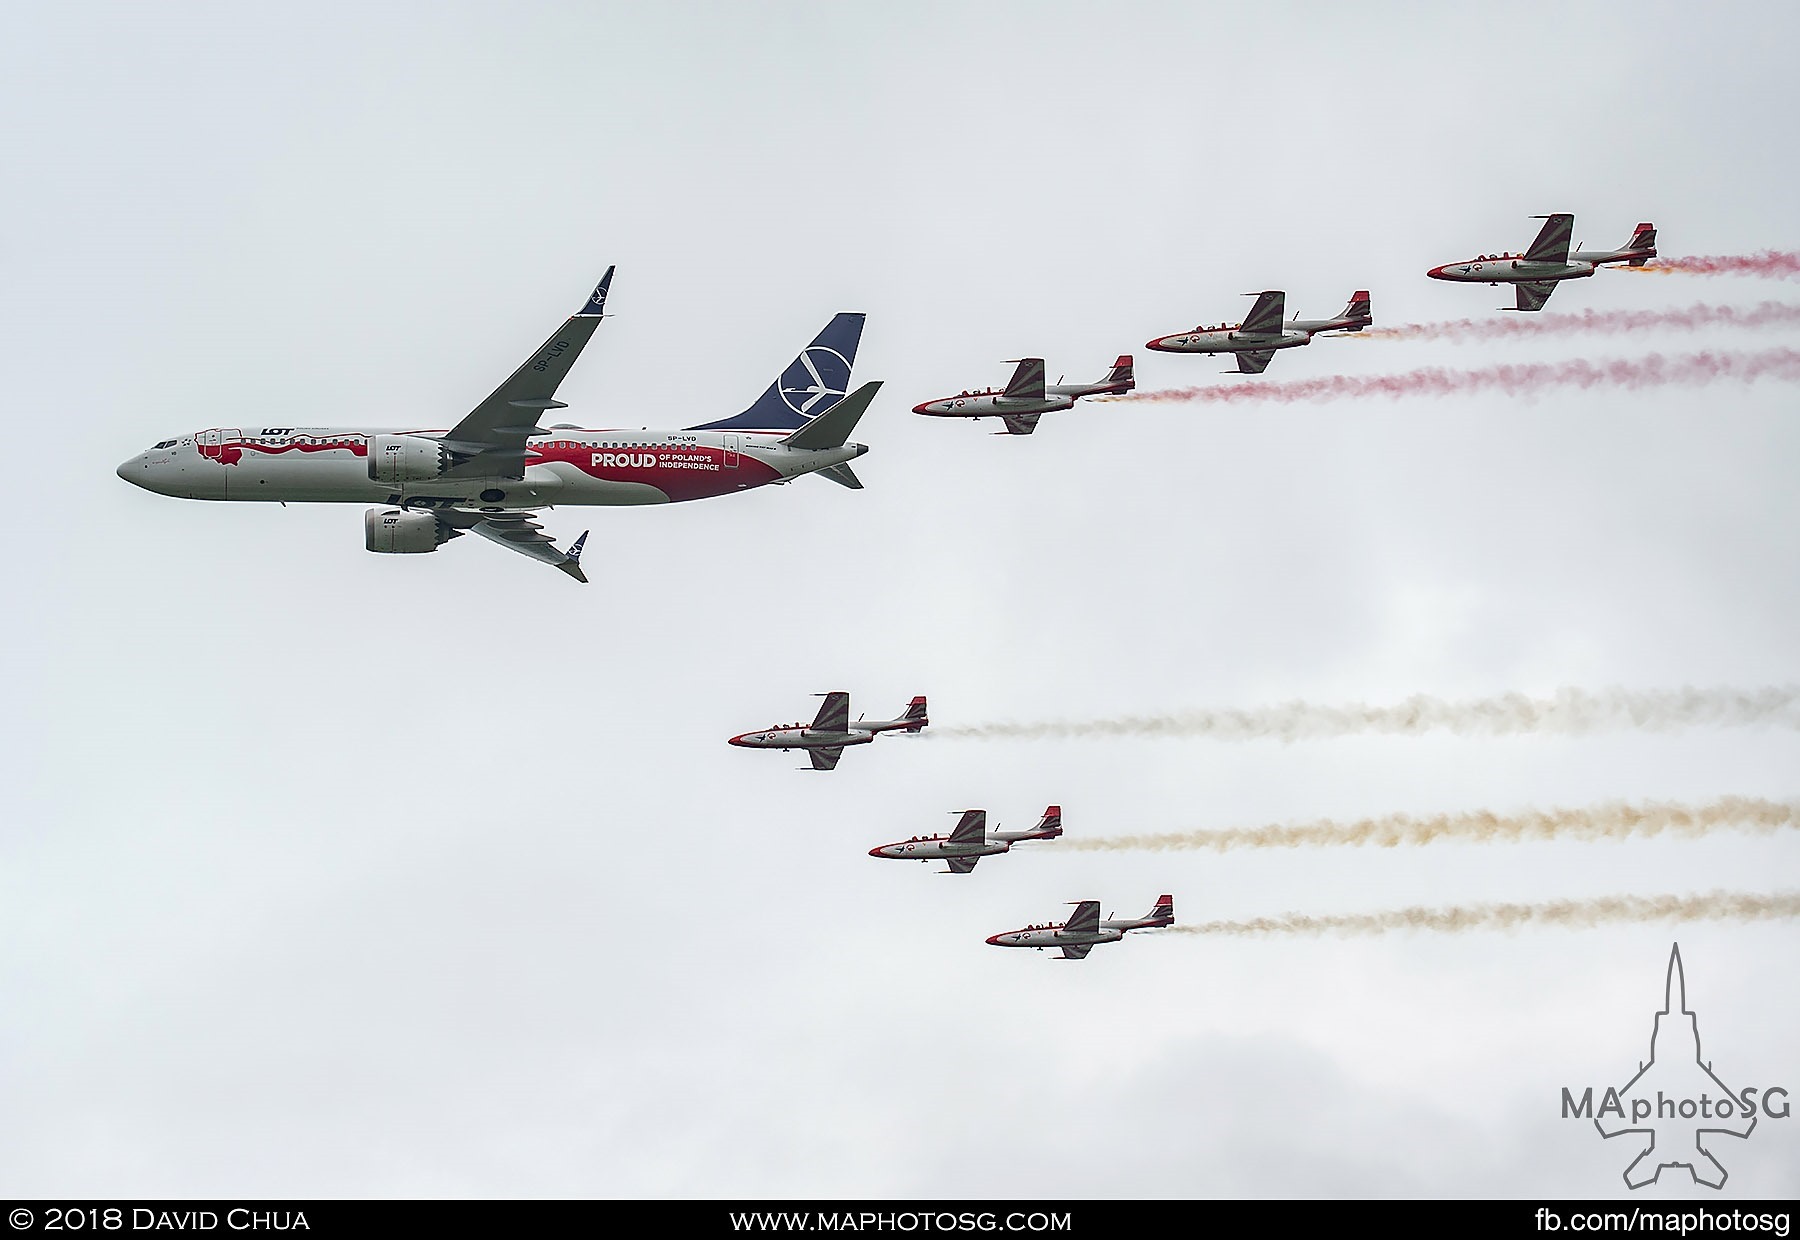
[116,270,881,580]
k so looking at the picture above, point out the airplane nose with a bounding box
[910,401,939,415]
[985,934,1004,946]
[1144,337,1170,351]
[868,846,886,858]
[1425,265,1446,279]
[726,735,744,747]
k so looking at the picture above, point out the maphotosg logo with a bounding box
[1560,943,1790,1189]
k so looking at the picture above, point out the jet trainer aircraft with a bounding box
[1146,291,1372,373]
[1427,215,1657,311]
[912,356,1134,435]
[868,805,1063,873]
[728,693,928,770]
[986,895,1174,960]
[116,269,881,581]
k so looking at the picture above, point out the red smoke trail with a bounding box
[1113,348,1800,406]
[1356,302,1800,343]
[1619,252,1800,279]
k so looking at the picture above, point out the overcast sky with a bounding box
[3,1,1797,1200]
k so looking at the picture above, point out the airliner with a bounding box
[116,269,880,580]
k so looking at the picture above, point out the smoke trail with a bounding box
[1177,891,1800,938]
[1618,252,1800,280]
[1069,797,1800,853]
[1354,302,1800,343]
[937,685,1800,743]
[1105,348,1800,406]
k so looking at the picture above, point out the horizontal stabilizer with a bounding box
[782,381,881,450]
[815,462,864,490]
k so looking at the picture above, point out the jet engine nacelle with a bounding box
[367,434,446,484]
[363,507,444,554]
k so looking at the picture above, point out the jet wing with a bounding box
[1064,900,1101,936]
[1514,281,1558,312]
[1523,214,1574,264]
[945,857,978,874]
[809,746,844,772]
[1000,413,1041,436]
[810,692,851,732]
[1239,290,1286,336]
[435,509,589,581]
[438,269,614,480]
[1234,350,1276,375]
[1059,943,1092,960]
[948,810,987,846]
[1000,358,1046,402]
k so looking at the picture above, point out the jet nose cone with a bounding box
[726,734,745,747]
[115,456,151,490]
[1426,265,1447,280]
[911,401,939,415]
[868,846,887,858]
[1145,336,1172,352]
[985,934,1005,946]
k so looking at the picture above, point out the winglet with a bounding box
[557,530,590,583]
[577,267,616,318]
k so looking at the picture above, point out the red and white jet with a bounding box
[868,805,1063,873]
[986,895,1175,960]
[911,356,1134,435]
[1427,215,1657,311]
[116,269,882,581]
[728,692,928,771]
[1145,291,1372,374]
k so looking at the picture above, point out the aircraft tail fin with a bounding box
[1034,805,1063,839]
[899,695,928,732]
[781,381,881,450]
[1624,222,1657,266]
[686,312,865,433]
[1100,355,1134,389]
[1339,291,1372,330]
[1143,894,1174,927]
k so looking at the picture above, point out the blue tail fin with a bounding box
[687,312,866,433]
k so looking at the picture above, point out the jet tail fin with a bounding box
[1100,355,1134,389]
[900,695,928,731]
[1034,805,1063,839]
[686,312,865,433]
[1624,222,1657,266]
[782,381,882,450]
[1339,291,1372,330]
[1143,894,1174,927]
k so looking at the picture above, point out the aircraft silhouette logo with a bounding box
[1564,944,1788,1189]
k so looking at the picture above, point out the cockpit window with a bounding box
[151,439,178,449]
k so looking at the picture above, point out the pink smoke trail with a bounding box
[1111,348,1800,406]
[1618,252,1800,280]
[1355,302,1800,343]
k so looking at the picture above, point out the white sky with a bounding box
[3,0,1797,1199]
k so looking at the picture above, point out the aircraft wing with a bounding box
[945,857,978,875]
[1523,214,1574,264]
[435,509,589,581]
[1001,358,1046,402]
[1235,350,1276,375]
[810,692,851,732]
[1059,943,1092,960]
[948,810,987,846]
[809,746,844,772]
[438,269,614,480]
[1514,281,1558,312]
[1239,290,1286,336]
[1064,900,1101,936]
[1000,413,1041,436]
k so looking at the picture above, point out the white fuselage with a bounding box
[986,924,1126,949]
[869,836,1011,862]
[1426,256,1597,286]
[116,425,865,509]
[1145,326,1311,355]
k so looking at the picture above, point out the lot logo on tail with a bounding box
[1559,944,1789,1189]
[780,346,852,417]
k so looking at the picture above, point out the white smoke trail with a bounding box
[937,686,1800,743]
[1176,891,1800,938]
[1067,797,1800,853]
